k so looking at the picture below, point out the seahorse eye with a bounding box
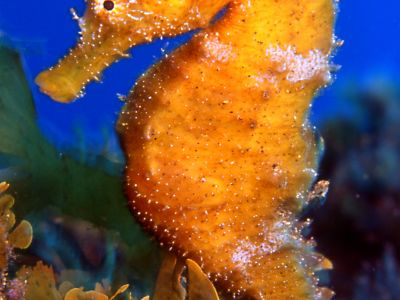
[103,0,115,11]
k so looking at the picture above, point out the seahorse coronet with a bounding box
[36,0,337,299]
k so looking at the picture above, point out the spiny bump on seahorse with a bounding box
[36,0,338,299]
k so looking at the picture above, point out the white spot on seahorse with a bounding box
[202,34,235,63]
[265,45,331,83]
[231,214,299,271]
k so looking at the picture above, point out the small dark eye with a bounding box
[103,0,115,11]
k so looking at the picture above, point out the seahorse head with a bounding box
[36,0,229,102]
[84,0,206,38]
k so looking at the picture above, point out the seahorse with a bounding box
[36,0,336,299]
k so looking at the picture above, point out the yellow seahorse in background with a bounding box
[36,0,336,298]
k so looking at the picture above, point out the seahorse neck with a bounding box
[209,1,279,53]
[207,0,333,58]
[191,0,333,123]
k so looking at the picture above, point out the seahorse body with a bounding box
[36,0,336,299]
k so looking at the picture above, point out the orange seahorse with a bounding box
[36,0,336,299]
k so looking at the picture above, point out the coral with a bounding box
[36,0,337,298]
[0,182,33,299]
[0,182,33,298]
[17,261,62,300]
[62,283,129,300]
[16,261,130,300]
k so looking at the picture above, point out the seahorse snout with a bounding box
[35,27,131,102]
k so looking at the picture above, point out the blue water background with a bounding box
[0,0,399,158]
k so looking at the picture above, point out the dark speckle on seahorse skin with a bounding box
[36,0,337,299]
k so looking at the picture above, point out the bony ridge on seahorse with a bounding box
[36,0,337,299]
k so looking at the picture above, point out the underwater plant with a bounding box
[36,0,338,299]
